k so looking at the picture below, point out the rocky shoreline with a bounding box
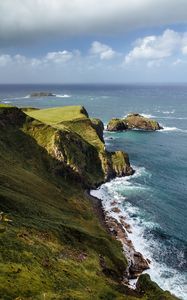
[87,190,150,283]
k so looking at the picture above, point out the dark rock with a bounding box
[129,252,150,278]
[0,106,26,127]
[30,92,55,97]
[107,118,128,131]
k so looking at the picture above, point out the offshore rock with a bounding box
[30,92,55,97]
[107,118,128,131]
[107,113,163,131]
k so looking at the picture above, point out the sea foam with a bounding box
[91,166,187,300]
[55,94,71,98]
[161,126,187,133]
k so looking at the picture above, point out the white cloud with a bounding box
[0,54,12,66]
[45,51,73,63]
[182,45,187,54]
[14,54,27,64]
[173,58,183,65]
[90,41,116,60]
[0,49,77,69]
[1,0,187,44]
[124,29,187,64]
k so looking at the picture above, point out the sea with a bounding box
[0,84,186,299]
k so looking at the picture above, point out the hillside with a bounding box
[0,105,178,299]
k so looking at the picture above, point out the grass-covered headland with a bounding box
[0,105,178,299]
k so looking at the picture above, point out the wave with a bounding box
[4,94,72,100]
[123,113,156,119]
[157,116,187,120]
[162,110,175,114]
[2,101,11,104]
[90,166,187,300]
[161,126,187,133]
[3,95,30,100]
[55,94,71,98]
[140,113,156,118]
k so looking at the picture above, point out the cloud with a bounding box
[0,55,12,66]
[124,29,187,64]
[90,41,116,60]
[45,51,74,63]
[0,50,78,68]
[182,45,187,54]
[1,0,187,44]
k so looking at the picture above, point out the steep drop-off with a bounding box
[0,105,177,300]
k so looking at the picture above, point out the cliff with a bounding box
[25,105,134,185]
[0,105,177,300]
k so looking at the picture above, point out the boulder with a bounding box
[129,252,150,279]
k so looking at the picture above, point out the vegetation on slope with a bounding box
[0,105,178,299]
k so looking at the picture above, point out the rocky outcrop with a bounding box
[0,105,134,186]
[0,106,27,127]
[100,150,134,182]
[91,118,105,142]
[104,215,149,279]
[0,105,133,188]
[136,274,179,299]
[30,92,55,97]
[107,114,163,131]
[107,119,128,131]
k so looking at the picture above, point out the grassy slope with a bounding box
[26,106,88,123]
[25,106,134,180]
[26,106,104,151]
[0,105,178,300]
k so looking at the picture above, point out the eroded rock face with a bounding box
[124,114,163,131]
[91,118,104,142]
[107,119,128,131]
[0,105,134,188]
[129,252,150,279]
[0,107,27,127]
[107,114,163,131]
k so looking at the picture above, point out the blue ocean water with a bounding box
[0,84,187,299]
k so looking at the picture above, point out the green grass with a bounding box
[0,106,127,299]
[26,106,104,151]
[0,103,13,108]
[26,106,88,124]
[0,106,178,299]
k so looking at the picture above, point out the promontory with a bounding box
[0,104,177,299]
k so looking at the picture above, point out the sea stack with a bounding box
[30,92,55,97]
[107,113,163,131]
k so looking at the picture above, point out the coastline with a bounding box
[86,188,150,284]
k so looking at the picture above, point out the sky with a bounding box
[1,0,187,83]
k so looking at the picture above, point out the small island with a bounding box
[30,92,55,97]
[107,113,163,131]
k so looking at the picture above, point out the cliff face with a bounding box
[0,105,177,300]
[25,105,134,186]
